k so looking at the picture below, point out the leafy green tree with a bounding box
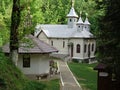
[96,0,120,88]
[0,0,12,45]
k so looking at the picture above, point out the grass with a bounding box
[68,62,97,90]
[0,38,2,46]
[41,79,60,90]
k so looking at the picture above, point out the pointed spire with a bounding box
[77,11,83,24]
[67,0,78,18]
[84,13,90,25]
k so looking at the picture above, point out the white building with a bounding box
[2,35,58,75]
[35,4,96,63]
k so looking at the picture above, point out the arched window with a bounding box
[63,41,65,48]
[76,44,80,53]
[84,44,87,53]
[51,41,53,46]
[92,44,94,51]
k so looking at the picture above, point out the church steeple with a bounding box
[67,0,78,28]
[84,13,91,31]
[76,12,84,31]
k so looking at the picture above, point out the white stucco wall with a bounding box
[83,39,96,59]
[18,54,50,75]
[70,38,84,59]
[37,32,96,60]
[38,31,49,44]
[49,38,69,54]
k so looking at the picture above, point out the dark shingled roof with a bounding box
[2,35,58,54]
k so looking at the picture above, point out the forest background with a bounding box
[0,0,104,45]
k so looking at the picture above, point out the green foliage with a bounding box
[96,0,120,83]
[41,79,60,90]
[68,62,97,90]
[0,0,104,45]
[23,81,45,90]
[0,0,11,45]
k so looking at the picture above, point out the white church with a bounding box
[34,1,96,63]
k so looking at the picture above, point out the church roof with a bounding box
[67,7,78,18]
[2,35,58,53]
[77,16,84,24]
[35,24,94,38]
[84,17,90,25]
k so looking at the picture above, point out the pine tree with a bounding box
[97,0,120,88]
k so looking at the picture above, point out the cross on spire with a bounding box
[72,0,75,7]
[80,11,82,17]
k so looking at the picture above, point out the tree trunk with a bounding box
[10,0,20,65]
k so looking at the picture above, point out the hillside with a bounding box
[0,48,45,90]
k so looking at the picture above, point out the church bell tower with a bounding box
[67,0,78,28]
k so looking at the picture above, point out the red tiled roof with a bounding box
[2,35,58,54]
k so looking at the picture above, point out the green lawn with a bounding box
[68,62,97,90]
[41,79,60,90]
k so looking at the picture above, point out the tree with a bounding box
[97,0,120,88]
[10,0,21,65]
[0,0,12,45]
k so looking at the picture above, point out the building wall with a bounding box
[83,39,96,59]
[38,31,49,43]
[37,32,96,60]
[70,38,84,59]
[18,54,50,75]
[49,38,69,54]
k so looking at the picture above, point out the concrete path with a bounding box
[58,61,82,90]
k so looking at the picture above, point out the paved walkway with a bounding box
[58,61,82,90]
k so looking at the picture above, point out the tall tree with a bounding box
[97,0,120,88]
[10,0,21,65]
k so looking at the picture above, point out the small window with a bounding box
[92,44,94,51]
[51,41,53,46]
[63,41,65,48]
[84,44,87,53]
[78,26,80,28]
[23,54,30,68]
[76,44,80,53]
[74,19,76,22]
[70,19,72,22]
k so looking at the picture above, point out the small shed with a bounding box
[2,35,58,76]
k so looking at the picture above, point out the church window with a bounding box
[23,54,30,68]
[92,44,94,51]
[76,44,80,53]
[51,41,53,46]
[70,19,72,22]
[84,44,87,53]
[74,19,76,22]
[63,41,65,48]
